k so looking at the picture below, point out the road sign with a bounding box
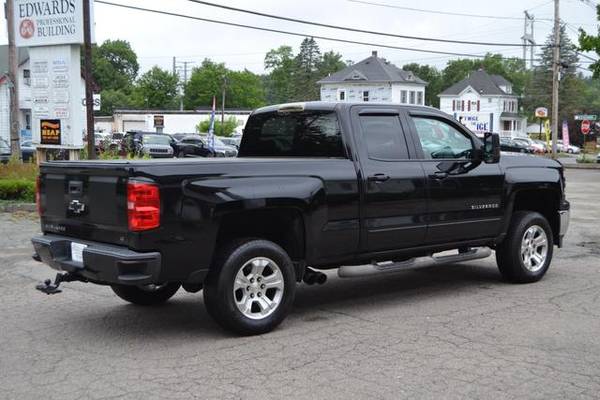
[535,107,548,118]
[581,120,591,135]
[575,114,598,121]
[153,115,164,128]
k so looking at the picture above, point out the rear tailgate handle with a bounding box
[68,181,83,195]
[367,173,390,183]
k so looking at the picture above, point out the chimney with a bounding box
[371,50,378,58]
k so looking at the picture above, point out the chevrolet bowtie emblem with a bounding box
[68,199,86,214]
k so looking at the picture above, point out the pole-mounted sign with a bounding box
[12,0,94,157]
[581,120,591,135]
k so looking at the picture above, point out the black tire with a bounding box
[496,211,554,283]
[203,239,296,335]
[111,283,181,306]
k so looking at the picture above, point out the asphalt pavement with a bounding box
[1,169,600,399]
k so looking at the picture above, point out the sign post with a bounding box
[12,0,94,161]
[535,107,548,141]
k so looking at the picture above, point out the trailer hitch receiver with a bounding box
[35,273,83,295]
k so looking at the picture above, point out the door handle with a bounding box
[430,171,448,180]
[367,173,390,182]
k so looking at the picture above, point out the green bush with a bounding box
[0,179,36,202]
[196,116,239,137]
[577,154,597,164]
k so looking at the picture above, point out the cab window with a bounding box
[412,117,473,159]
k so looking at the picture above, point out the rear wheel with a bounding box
[111,283,180,306]
[203,239,296,335]
[496,211,553,283]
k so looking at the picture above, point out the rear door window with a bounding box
[239,111,345,157]
[359,115,409,160]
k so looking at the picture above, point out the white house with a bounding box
[438,69,526,137]
[0,46,30,144]
[317,51,427,105]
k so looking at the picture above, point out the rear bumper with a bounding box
[32,234,162,286]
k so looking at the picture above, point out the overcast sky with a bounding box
[0,0,597,76]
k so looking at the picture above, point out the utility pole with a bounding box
[551,0,560,158]
[221,75,227,136]
[522,11,535,69]
[83,0,95,159]
[6,0,21,159]
[175,60,194,111]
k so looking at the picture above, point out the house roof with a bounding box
[439,69,512,96]
[317,51,427,85]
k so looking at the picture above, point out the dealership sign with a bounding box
[535,107,548,118]
[13,0,94,47]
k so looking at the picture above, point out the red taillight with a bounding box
[127,181,160,231]
[36,176,42,216]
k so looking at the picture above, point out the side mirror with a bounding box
[483,132,500,164]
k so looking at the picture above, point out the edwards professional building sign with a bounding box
[13,0,93,47]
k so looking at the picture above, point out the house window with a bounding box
[401,90,407,104]
[467,101,471,112]
[488,98,492,103]
[409,91,415,104]
[477,100,480,112]
[452,100,456,111]
[461,100,465,111]
[362,90,369,102]
[23,69,31,86]
[417,92,423,105]
[338,90,346,101]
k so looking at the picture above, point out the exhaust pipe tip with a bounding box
[303,273,316,285]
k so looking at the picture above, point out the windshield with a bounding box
[239,110,345,157]
[143,135,171,145]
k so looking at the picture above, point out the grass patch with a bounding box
[0,158,38,181]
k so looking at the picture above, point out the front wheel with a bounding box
[203,239,296,335]
[496,211,554,283]
[111,283,181,306]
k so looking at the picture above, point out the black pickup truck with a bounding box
[32,102,570,335]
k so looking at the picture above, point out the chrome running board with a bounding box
[337,247,492,278]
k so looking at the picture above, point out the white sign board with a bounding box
[13,0,94,47]
[30,45,83,148]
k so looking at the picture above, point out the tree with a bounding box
[183,60,265,110]
[264,46,296,103]
[98,89,135,115]
[523,25,581,122]
[132,66,179,109]
[196,116,239,137]
[318,51,346,78]
[292,37,322,100]
[183,60,229,109]
[402,63,443,107]
[579,5,600,78]
[92,39,139,91]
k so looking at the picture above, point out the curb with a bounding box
[0,202,37,213]
[563,163,600,170]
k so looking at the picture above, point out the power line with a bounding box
[94,1,492,58]
[184,0,535,47]
[346,0,554,21]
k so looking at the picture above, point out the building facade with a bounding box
[318,51,427,105]
[438,69,526,137]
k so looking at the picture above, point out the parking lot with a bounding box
[1,169,599,400]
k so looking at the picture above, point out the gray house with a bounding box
[317,51,427,105]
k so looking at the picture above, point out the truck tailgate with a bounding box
[40,163,129,246]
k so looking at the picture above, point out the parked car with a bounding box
[171,133,192,142]
[33,102,571,335]
[176,135,217,158]
[220,136,241,149]
[123,131,175,158]
[512,137,545,154]
[21,140,36,162]
[200,135,238,157]
[0,138,11,163]
[499,137,534,153]
[557,140,580,154]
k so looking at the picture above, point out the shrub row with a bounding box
[0,179,36,202]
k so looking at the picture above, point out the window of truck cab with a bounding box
[410,116,476,160]
[239,110,346,158]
